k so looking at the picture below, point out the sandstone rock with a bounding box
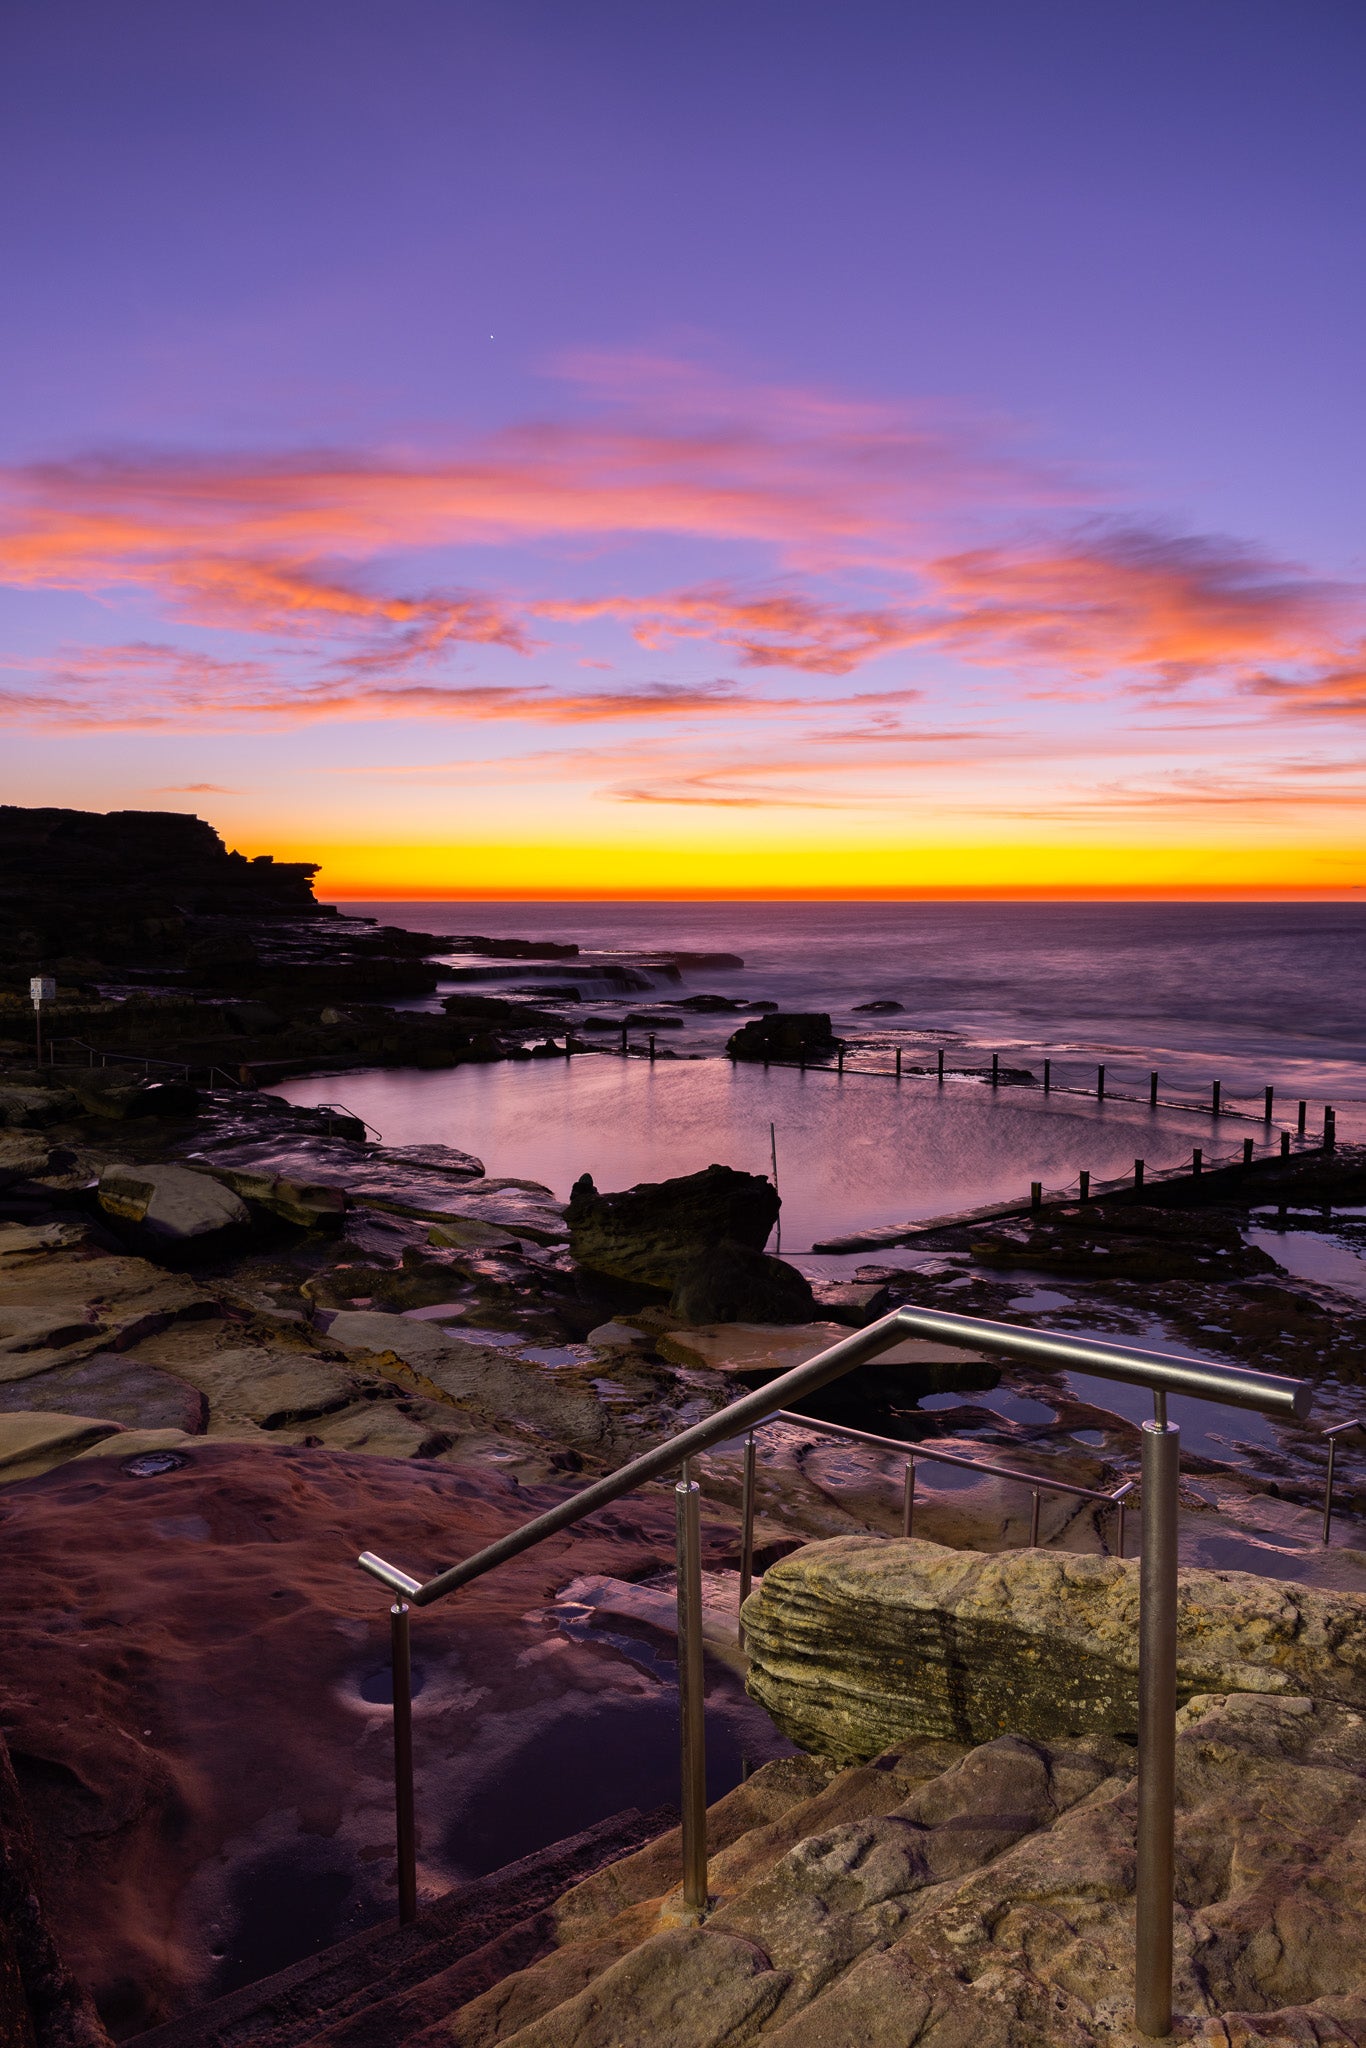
[327,1311,647,1456]
[444,1697,1366,2048]
[204,1165,347,1231]
[0,1730,110,2048]
[429,1218,521,1252]
[726,1014,840,1063]
[0,1087,74,1130]
[0,1357,207,1435]
[668,1243,816,1326]
[566,1165,779,1290]
[0,1413,124,1485]
[0,1135,54,1188]
[0,1308,105,1360]
[164,1347,361,1429]
[808,1280,893,1326]
[655,1323,986,1388]
[98,1163,249,1247]
[744,1536,1366,1761]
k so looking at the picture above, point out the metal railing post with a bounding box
[738,1433,757,1636]
[1029,1489,1041,1547]
[1136,1403,1180,2038]
[676,1465,708,1914]
[391,1602,418,1926]
[1324,1435,1338,1544]
[902,1458,916,1537]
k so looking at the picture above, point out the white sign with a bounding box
[30,975,56,1007]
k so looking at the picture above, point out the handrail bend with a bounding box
[359,1302,1308,1605]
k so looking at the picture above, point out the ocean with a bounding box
[276,900,1366,1248]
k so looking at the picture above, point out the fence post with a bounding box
[1298,1100,1307,1135]
[1281,1130,1291,1157]
[1079,1170,1091,1202]
[1243,1138,1253,1165]
[1192,1147,1202,1175]
[676,1466,708,1914]
[738,1434,757,1640]
[1325,1106,1336,1151]
[1031,1181,1042,1210]
[1134,1158,1144,1190]
[1135,1406,1180,2037]
[391,1603,418,1926]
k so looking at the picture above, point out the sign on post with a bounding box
[30,975,56,1007]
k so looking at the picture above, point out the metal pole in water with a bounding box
[1097,1064,1105,1100]
[648,1033,656,1063]
[620,1024,628,1057]
[937,1047,945,1083]
[1298,1100,1307,1135]
[1243,1138,1254,1165]
[1031,1181,1042,1210]
[1079,1170,1091,1202]
[895,1047,902,1081]
[1325,1106,1336,1151]
[1043,1057,1051,1093]
[1134,1158,1145,1190]
[1192,1147,1202,1175]
[1264,1086,1274,1122]
[992,1052,999,1086]
[390,1602,418,1926]
[676,1466,709,1914]
[902,1458,916,1537]
[738,1434,757,1635]
[1135,1401,1180,2038]
[1281,1130,1291,1156]
[837,1046,845,1075]
[1150,1070,1159,1108]
[1212,1079,1221,1117]
[769,1122,779,1196]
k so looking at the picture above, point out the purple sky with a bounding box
[2,0,1364,893]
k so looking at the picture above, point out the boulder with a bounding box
[97,1163,250,1249]
[726,1013,841,1062]
[0,1135,56,1187]
[165,1348,362,1430]
[743,1535,1366,1762]
[566,1164,779,1290]
[668,1242,816,1325]
[852,1000,904,1013]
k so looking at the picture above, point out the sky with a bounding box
[2,0,1364,898]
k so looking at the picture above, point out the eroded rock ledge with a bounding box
[743,1534,1366,1759]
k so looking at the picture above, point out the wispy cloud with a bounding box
[1,359,1363,743]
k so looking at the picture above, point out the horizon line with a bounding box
[321,885,1366,904]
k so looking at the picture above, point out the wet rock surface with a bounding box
[725,1013,841,1064]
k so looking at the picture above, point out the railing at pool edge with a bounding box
[357,1303,1311,2040]
[735,1411,1137,1635]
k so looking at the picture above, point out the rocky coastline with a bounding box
[3,807,1366,2044]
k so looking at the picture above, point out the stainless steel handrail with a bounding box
[1322,1419,1366,1543]
[740,1408,1136,1580]
[355,1301,1311,2037]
